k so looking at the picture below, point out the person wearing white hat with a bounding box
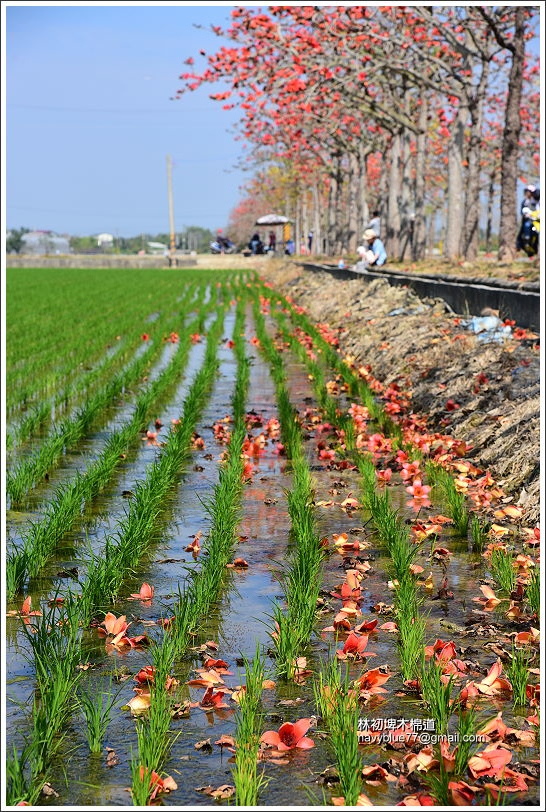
[356,228,387,269]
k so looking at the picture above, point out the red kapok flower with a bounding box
[260,718,314,751]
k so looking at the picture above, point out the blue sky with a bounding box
[4,3,255,237]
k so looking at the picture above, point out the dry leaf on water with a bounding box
[195,785,236,799]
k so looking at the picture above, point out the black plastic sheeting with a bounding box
[297,263,541,331]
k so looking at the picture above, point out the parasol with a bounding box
[255,214,291,226]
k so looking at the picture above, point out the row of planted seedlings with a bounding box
[6,303,188,507]
[258,292,430,805]
[261,284,540,804]
[6,289,219,599]
[5,270,213,443]
[129,294,254,805]
[251,297,325,685]
[7,332,137,451]
[6,280,205,452]
[6,275,202,476]
[5,266,197,379]
[265,300,380,805]
[5,286,234,806]
[6,268,170,418]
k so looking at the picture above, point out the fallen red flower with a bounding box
[336,632,376,660]
[128,582,155,604]
[467,744,512,778]
[260,718,314,751]
[448,781,478,806]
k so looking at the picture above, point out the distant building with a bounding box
[21,230,72,255]
[96,232,115,248]
[147,241,168,254]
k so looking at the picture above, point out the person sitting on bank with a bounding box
[358,228,387,268]
[249,233,264,255]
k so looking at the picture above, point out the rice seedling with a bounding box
[78,679,121,754]
[526,567,540,616]
[454,707,480,775]
[233,647,268,806]
[505,645,532,708]
[489,548,516,595]
[314,658,363,806]
[425,462,469,536]
[6,269,205,444]
[157,299,250,651]
[423,756,451,805]
[395,577,427,681]
[130,758,156,807]
[470,513,488,551]
[15,604,83,788]
[79,313,226,615]
[134,684,175,772]
[420,658,454,736]
[5,745,42,807]
[126,316,248,796]
[260,289,431,693]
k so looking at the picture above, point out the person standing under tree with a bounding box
[307,230,314,253]
[366,210,381,237]
[268,231,276,252]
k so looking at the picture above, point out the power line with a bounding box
[7,205,231,220]
[7,103,228,114]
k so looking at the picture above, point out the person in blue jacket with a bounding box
[360,228,387,267]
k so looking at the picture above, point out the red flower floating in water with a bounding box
[336,632,376,660]
[260,718,315,751]
[128,582,154,605]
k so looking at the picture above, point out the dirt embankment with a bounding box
[258,259,541,527]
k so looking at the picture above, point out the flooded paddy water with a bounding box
[4,270,540,808]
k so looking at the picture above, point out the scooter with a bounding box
[210,239,236,254]
[518,208,540,257]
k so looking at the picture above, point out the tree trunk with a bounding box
[358,144,369,238]
[326,173,336,256]
[333,154,345,255]
[461,57,490,261]
[386,131,402,259]
[301,192,308,255]
[413,96,428,261]
[444,101,467,261]
[497,8,525,262]
[398,121,413,261]
[347,152,359,253]
[485,169,496,252]
[312,182,322,256]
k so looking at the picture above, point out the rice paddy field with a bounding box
[4,267,540,808]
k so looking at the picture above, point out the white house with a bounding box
[96,233,114,248]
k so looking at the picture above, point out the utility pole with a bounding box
[166,155,176,256]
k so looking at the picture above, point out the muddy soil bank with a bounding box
[256,259,540,527]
